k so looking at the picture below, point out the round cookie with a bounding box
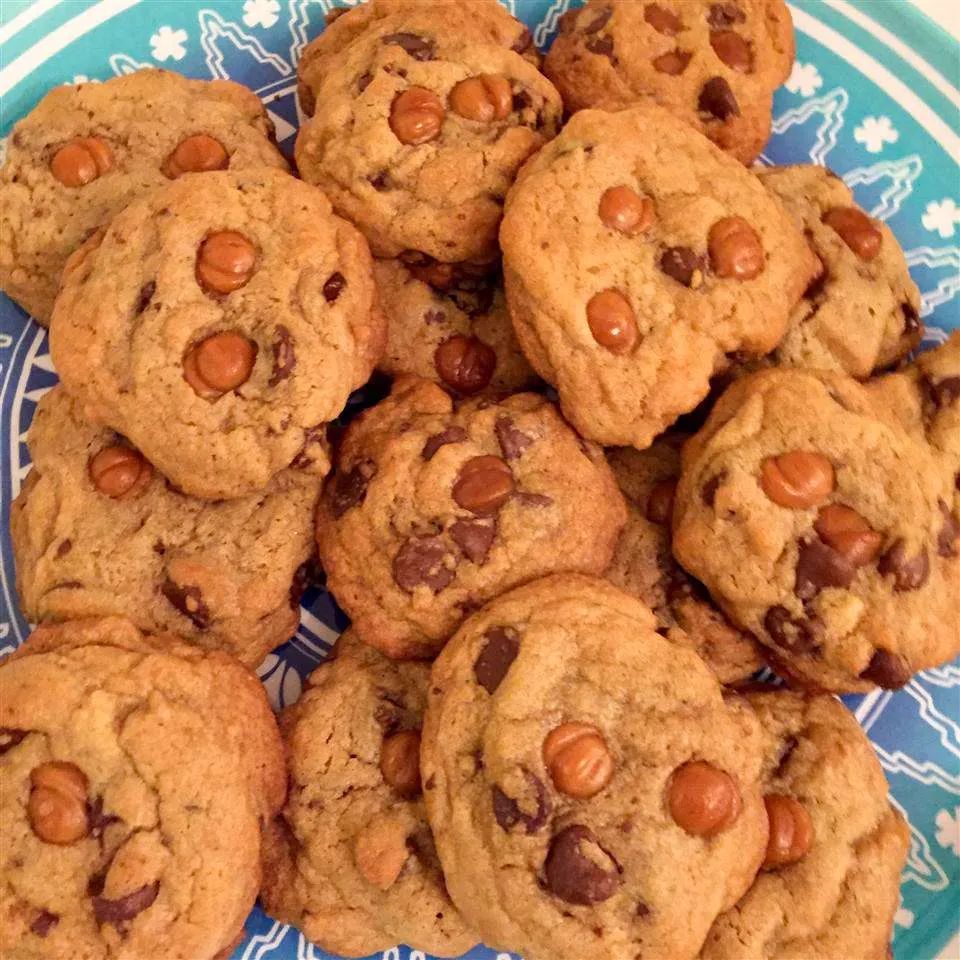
[756,164,922,377]
[11,387,319,667]
[260,631,475,957]
[315,377,627,659]
[295,16,562,264]
[50,167,385,500]
[297,0,538,117]
[0,617,284,960]
[702,689,909,959]
[606,439,765,683]
[0,68,287,326]
[543,0,794,164]
[421,574,769,960]
[500,104,818,449]
[374,258,538,395]
[672,367,960,692]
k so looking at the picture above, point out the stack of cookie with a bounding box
[1,1,957,959]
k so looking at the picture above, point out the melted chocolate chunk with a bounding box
[495,416,534,460]
[93,881,160,926]
[421,426,468,461]
[473,626,520,693]
[450,518,496,563]
[492,769,550,833]
[392,536,456,593]
[160,579,211,630]
[330,459,376,517]
[269,324,296,386]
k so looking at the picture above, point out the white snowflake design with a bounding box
[785,61,822,98]
[150,25,188,62]
[243,0,281,29]
[922,199,960,239]
[935,806,960,856]
[854,115,899,154]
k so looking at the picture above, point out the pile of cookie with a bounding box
[1,1,957,959]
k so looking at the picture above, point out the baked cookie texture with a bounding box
[295,15,562,264]
[49,167,385,500]
[543,0,794,164]
[757,164,922,377]
[606,440,765,683]
[672,367,960,692]
[316,377,627,659]
[422,574,768,960]
[0,617,284,960]
[11,387,319,667]
[374,258,538,396]
[297,0,538,116]
[500,104,817,449]
[702,689,909,960]
[0,68,287,326]
[260,631,475,957]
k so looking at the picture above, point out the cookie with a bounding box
[50,167,385,500]
[295,16,562,264]
[500,104,818,448]
[297,0,538,117]
[0,68,287,326]
[0,617,284,960]
[422,574,768,960]
[606,439,765,683]
[702,689,909,959]
[756,164,922,377]
[672,366,960,692]
[11,387,319,667]
[315,376,626,658]
[260,630,475,957]
[374,257,538,395]
[543,0,794,164]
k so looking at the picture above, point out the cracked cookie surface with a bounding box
[500,104,817,449]
[422,574,768,960]
[0,68,287,326]
[315,377,626,659]
[50,167,384,500]
[0,617,284,960]
[11,387,319,667]
[260,631,475,957]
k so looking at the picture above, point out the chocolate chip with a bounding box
[160,579,210,629]
[927,375,960,411]
[93,881,160,925]
[636,901,651,919]
[450,518,496,563]
[0,729,27,755]
[323,271,345,303]
[660,246,703,287]
[586,35,616,61]
[447,284,496,317]
[369,170,391,191]
[87,796,121,839]
[583,7,613,32]
[938,500,959,558]
[707,3,745,27]
[357,71,373,93]
[699,76,740,120]
[269,324,296,386]
[494,416,534,459]
[512,26,533,52]
[421,426,468,461]
[513,89,533,112]
[56,539,72,558]
[135,281,155,314]
[764,605,821,653]
[474,625,520,693]
[517,491,554,507]
[382,32,435,60]
[859,649,911,689]
[30,911,58,937]
[543,825,621,905]
[330,459,376,517]
[794,539,856,600]
[878,540,929,591]
[702,472,725,506]
[492,770,550,833]
[393,536,455,593]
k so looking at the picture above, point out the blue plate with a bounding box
[1,2,957,958]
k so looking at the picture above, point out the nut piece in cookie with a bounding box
[0,617,284,960]
[315,377,627,658]
[422,574,769,960]
[0,69,287,325]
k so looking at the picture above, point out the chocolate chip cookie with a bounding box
[374,257,538,395]
[422,574,768,960]
[295,15,562,264]
[0,617,284,960]
[297,0,538,117]
[544,0,794,164]
[260,630,475,956]
[606,440,765,683]
[50,167,385,500]
[11,387,319,667]
[756,164,922,377]
[315,377,626,659]
[672,367,960,692]
[500,104,817,449]
[703,689,909,959]
[0,68,287,326]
